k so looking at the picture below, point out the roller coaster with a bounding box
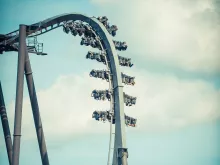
[0,13,137,165]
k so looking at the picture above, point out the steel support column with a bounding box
[112,86,127,165]
[12,24,26,165]
[24,49,50,165]
[0,82,13,165]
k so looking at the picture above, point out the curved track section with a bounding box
[1,13,127,165]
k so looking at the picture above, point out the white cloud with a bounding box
[91,0,220,73]
[6,71,220,140]
[123,68,220,133]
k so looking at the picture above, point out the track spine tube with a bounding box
[1,14,129,165]
[24,50,50,165]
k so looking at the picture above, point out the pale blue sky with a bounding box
[0,0,220,165]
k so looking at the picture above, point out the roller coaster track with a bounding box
[0,13,129,165]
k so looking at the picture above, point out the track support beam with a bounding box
[24,49,50,165]
[0,82,13,165]
[12,24,26,165]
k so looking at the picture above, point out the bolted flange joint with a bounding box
[117,148,128,165]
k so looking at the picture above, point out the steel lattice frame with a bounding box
[0,13,132,165]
